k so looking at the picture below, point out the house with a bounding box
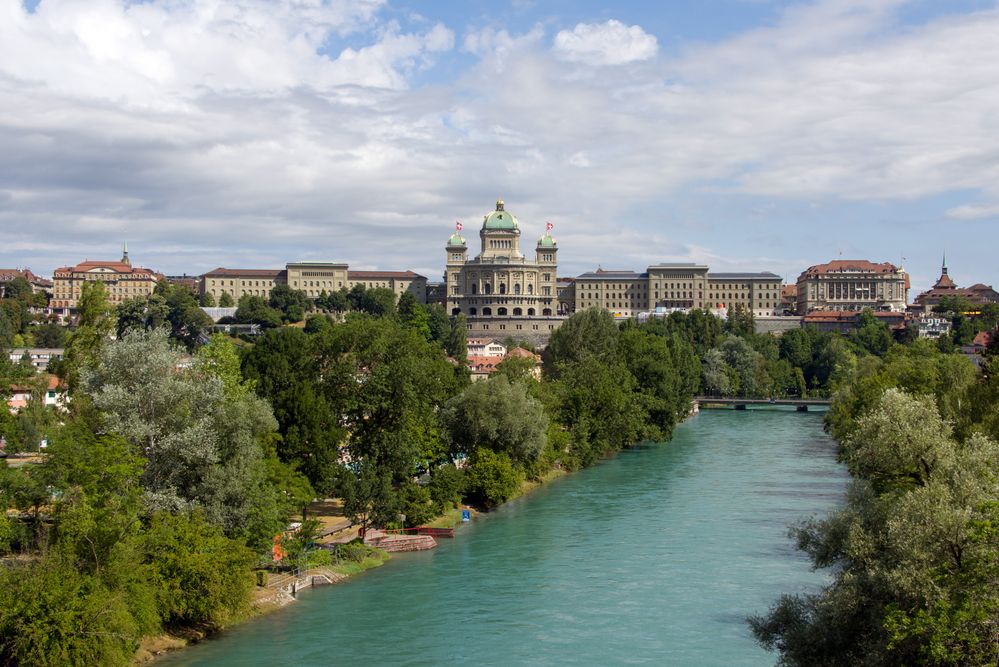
[8,375,67,413]
[504,346,543,379]
[466,338,507,358]
[913,314,951,339]
[7,348,65,372]
[467,355,502,381]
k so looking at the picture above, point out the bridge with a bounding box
[695,397,831,411]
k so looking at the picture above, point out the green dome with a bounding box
[537,234,557,248]
[447,232,466,247]
[482,200,518,230]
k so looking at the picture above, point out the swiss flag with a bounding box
[456,221,463,231]
[546,222,553,232]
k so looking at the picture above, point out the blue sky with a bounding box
[2,0,998,295]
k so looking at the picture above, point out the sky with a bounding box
[2,0,998,294]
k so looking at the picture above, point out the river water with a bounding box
[163,408,847,666]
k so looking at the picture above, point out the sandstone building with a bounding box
[572,265,782,318]
[51,245,162,312]
[796,260,908,313]
[445,200,564,344]
[200,262,427,304]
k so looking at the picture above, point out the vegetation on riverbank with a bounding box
[750,341,999,666]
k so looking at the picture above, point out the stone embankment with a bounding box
[362,529,438,552]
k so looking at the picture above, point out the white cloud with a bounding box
[1,0,999,284]
[553,20,658,66]
[946,203,999,220]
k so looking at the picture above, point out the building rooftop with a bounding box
[576,269,648,280]
[347,270,426,280]
[708,272,782,280]
[204,267,286,278]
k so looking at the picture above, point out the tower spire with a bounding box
[942,251,947,275]
[121,241,130,266]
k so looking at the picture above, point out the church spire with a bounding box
[121,241,130,266]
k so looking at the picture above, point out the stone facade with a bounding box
[572,264,782,318]
[444,200,564,344]
[51,247,162,311]
[796,260,908,313]
[201,262,427,304]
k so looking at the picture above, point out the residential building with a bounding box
[445,200,564,346]
[781,284,798,314]
[913,313,951,339]
[7,348,64,372]
[50,245,163,312]
[467,338,507,357]
[0,268,52,296]
[796,260,909,313]
[8,375,67,413]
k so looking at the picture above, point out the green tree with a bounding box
[218,291,235,307]
[442,376,548,465]
[544,307,619,373]
[465,448,521,508]
[235,295,283,328]
[63,280,115,390]
[268,283,310,323]
[200,291,216,307]
[143,511,255,630]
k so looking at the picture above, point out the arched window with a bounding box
[482,307,492,316]
[513,307,522,316]
[498,307,508,316]
[527,284,534,294]
[469,307,477,316]
[471,283,477,295]
[542,308,552,316]
[485,283,492,295]
[514,283,521,294]
[528,308,535,316]
[451,308,460,315]
[499,283,507,295]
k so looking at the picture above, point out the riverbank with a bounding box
[135,544,390,663]
[157,409,847,667]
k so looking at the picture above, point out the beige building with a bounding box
[573,264,782,318]
[445,200,564,344]
[51,246,162,311]
[201,262,427,304]
[796,260,908,313]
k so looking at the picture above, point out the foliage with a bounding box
[465,448,521,508]
[143,510,255,630]
[269,283,310,323]
[751,370,999,665]
[235,295,283,328]
[442,376,548,465]
[218,291,235,307]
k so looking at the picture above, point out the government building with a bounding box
[201,263,427,304]
[912,256,999,311]
[445,200,564,344]
[51,245,162,312]
[571,265,783,318]
[795,260,909,313]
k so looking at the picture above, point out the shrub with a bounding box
[465,449,522,508]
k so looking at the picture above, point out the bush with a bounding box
[428,463,465,512]
[465,449,522,508]
[335,541,374,563]
[143,511,255,630]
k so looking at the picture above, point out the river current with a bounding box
[163,408,847,666]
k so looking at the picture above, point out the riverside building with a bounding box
[796,259,909,313]
[200,263,427,304]
[572,265,782,318]
[445,200,564,345]
[50,244,162,312]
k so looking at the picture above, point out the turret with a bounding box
[121,241,130,266]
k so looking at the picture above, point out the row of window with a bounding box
[453,307,555,317]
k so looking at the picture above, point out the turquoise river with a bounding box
[162,408,848,666]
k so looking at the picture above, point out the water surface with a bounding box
[164,409,846,666]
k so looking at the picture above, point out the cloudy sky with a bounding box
[2,0,998,293]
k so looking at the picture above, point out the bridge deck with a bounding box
[695,397,830,409]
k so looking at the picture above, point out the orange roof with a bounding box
[55,261,160,278]
[781,284,797,298]
[799,260,901,279]
[505,347,540,361]
[10,374,64,393]
[466,355,501,373]
[971,331,993,347]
